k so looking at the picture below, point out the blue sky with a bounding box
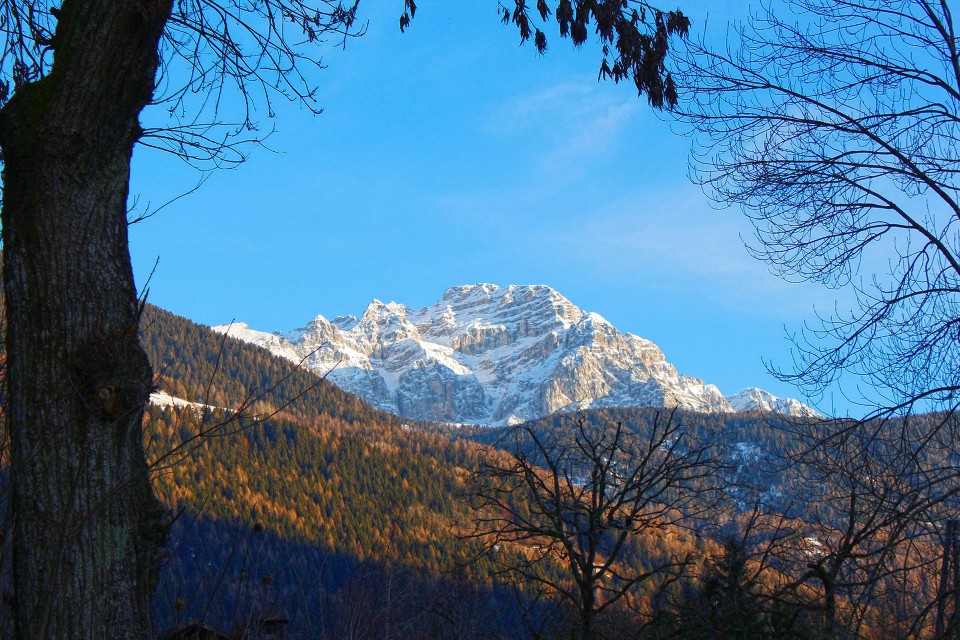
[129,1,850,414]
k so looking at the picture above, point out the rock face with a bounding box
[213,284,815,425]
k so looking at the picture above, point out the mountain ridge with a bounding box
[213,283,818,424]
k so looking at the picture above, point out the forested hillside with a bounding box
[132,305,960,639]
[140,306,722,639]
[140,305,399,428]
[2,304,952,639]
[140,306,515,638]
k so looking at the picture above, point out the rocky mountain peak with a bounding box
[213,284,817,425]
[727,387,821,418]
[332,315,359,330]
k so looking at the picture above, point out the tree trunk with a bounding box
[0,0,172,637]
[580,581,595,640]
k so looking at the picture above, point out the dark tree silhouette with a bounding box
[675,0,960,419]
[495,0,690,109]
[778,414,960,639]
[467,413,717,640]
[677,535,770,640]
[671,4,960,637]
[0,1,690,638]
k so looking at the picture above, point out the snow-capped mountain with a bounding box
[726,387,820,418]
[213,284,816,425]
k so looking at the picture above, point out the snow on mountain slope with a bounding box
[149,391,222,414]
[212,284,816,425]
[725,387,821,418]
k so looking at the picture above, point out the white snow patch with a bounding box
[149,391,220,413]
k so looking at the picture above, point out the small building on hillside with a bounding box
[249,602,289,639]
[157,603,288,640]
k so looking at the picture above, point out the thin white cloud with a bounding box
[485,79,640,179]
[539,187,848,315]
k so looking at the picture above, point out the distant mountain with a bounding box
[727,387,820,418]
[213,284,817,425]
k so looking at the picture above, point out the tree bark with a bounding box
[0,0,172,637]
[580,581,595,640]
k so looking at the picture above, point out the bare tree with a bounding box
[467,412,719,640]
[736,413,960,640]
[675,0,960,419]
[674,8,960,627]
